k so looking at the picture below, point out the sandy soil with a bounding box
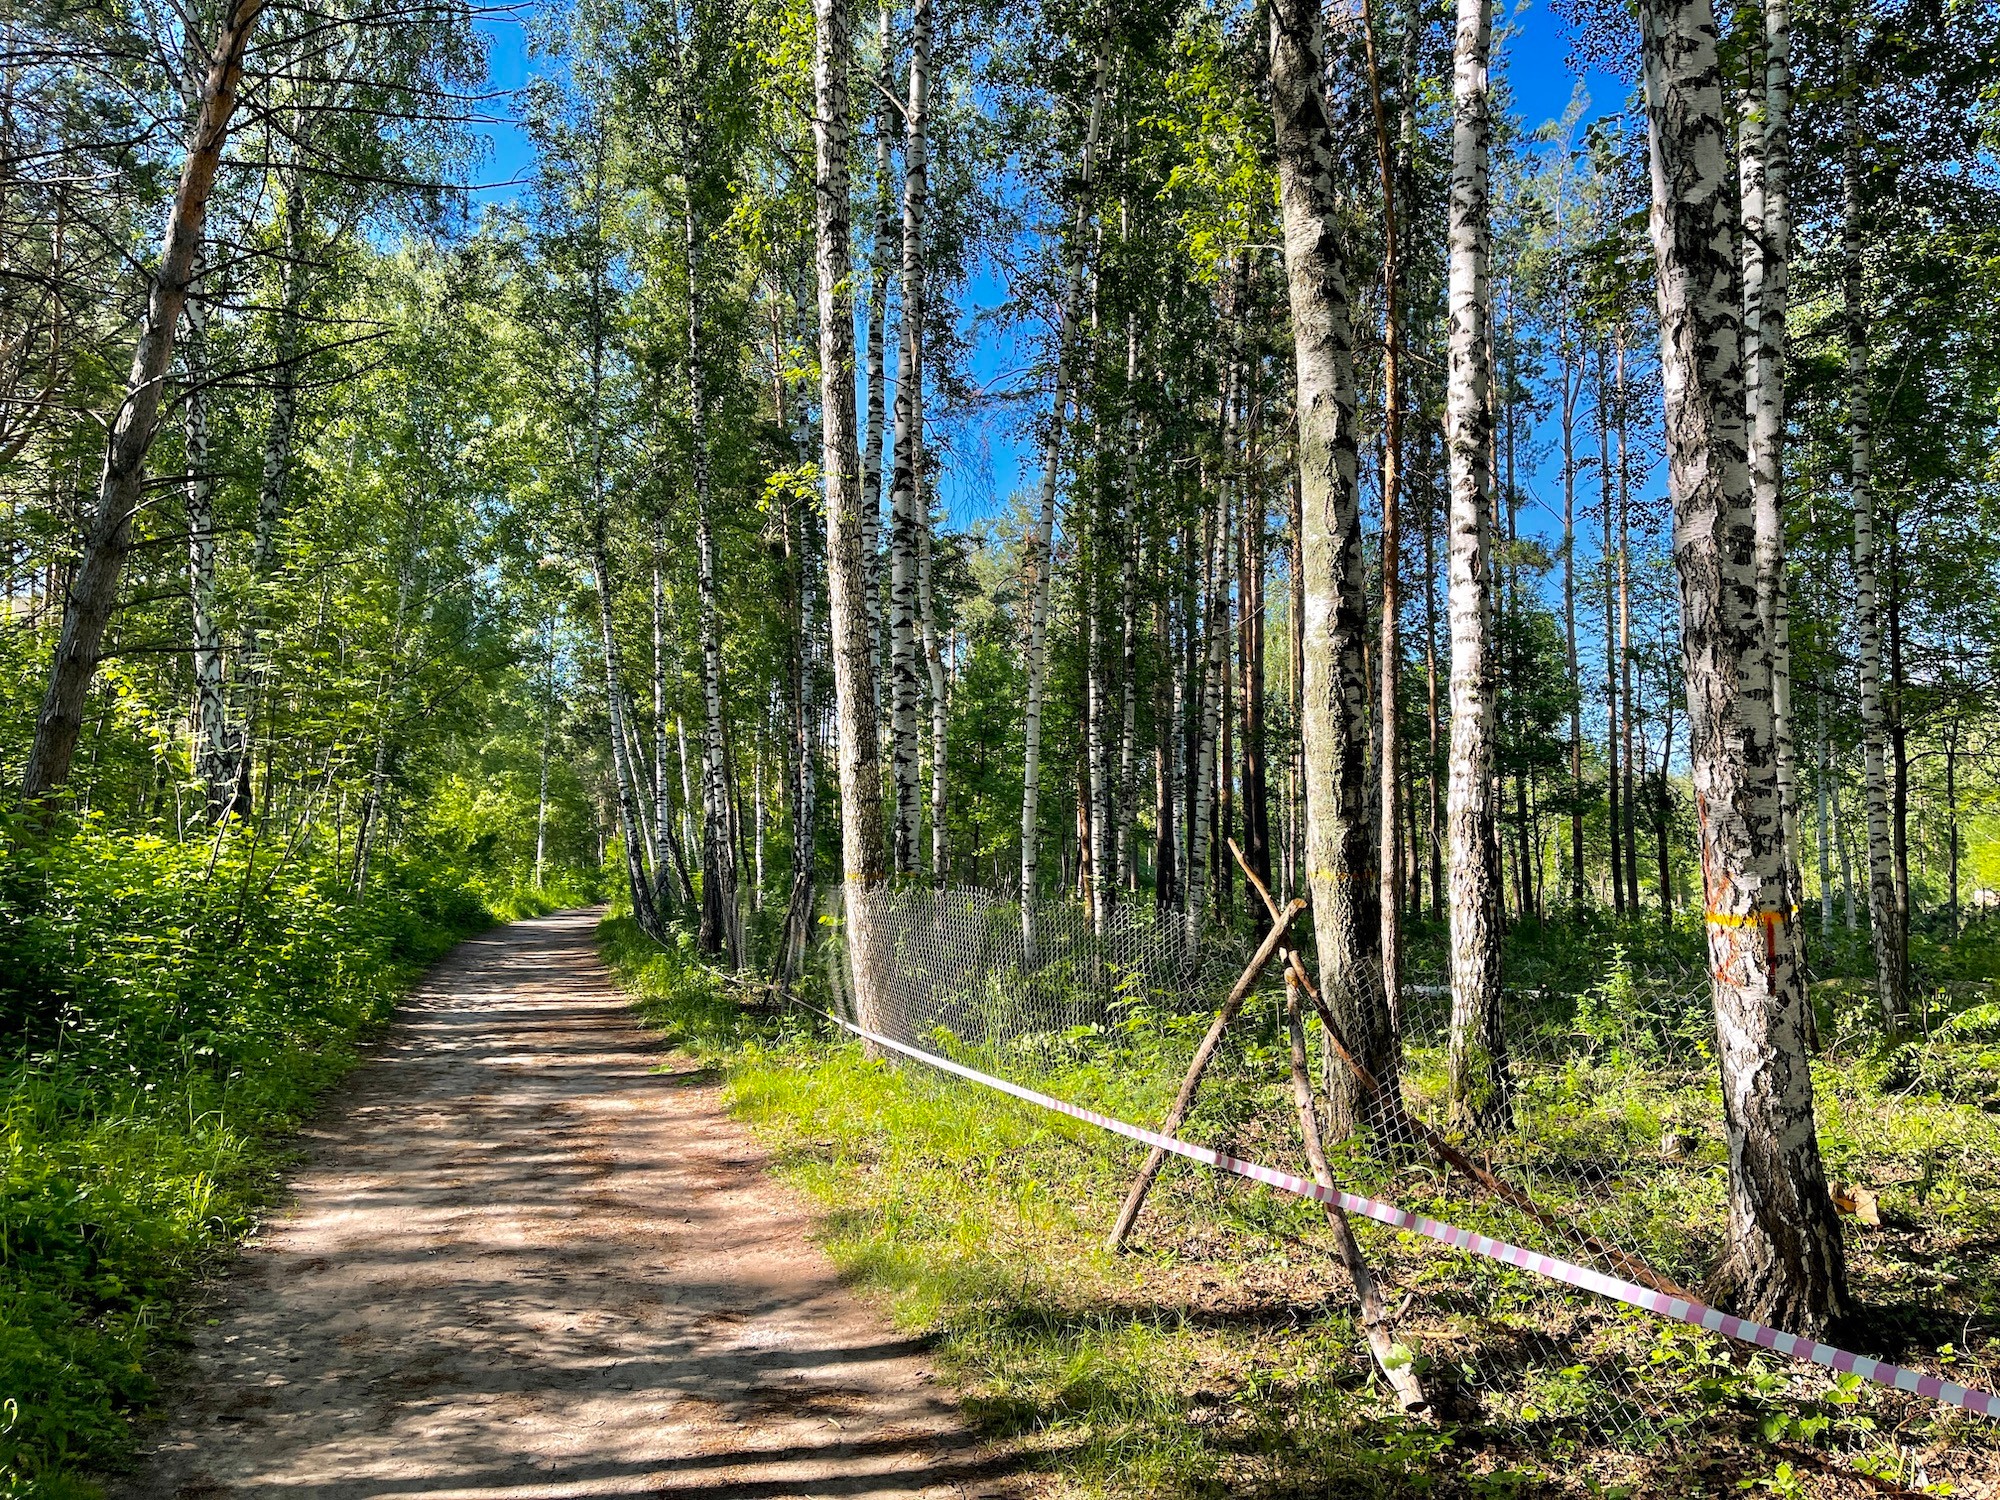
[113,908,1022,1500]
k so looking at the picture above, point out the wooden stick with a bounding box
[1285,966,1429,1411]
[1106,898,1306,1250]
[1230,841,1693,1302]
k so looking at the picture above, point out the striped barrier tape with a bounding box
[824,1009,2000,1421]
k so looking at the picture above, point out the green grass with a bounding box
[602,914,2000,1498]
[0,822,586,1498]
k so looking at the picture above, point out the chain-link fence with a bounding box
[819,879,1999,1485]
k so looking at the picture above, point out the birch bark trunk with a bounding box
[860,0,894,714]
[1742,0,1803,943]
[1444,0,1508,1133]
[1843,39,1904,1035]
[815,0,889,1028]
[918,502,948,883]
[21,0,266,802]
[1268,0,1400,1137]
[1640,0,1846,1331]
[886,0,931,876]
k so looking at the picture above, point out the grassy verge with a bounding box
[601,915,2000,1499]
[0,822,594,1498]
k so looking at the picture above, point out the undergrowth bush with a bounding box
[0,813,522,1498]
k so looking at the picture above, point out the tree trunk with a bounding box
[860,0,894,718]
[814,0,888,1027]
[1742,0,1803,947]
[886,0,930,876]
[918,496,949,883]
[1843,39,1903,1034]
[1561,360,1583,906]
[1268,0,1399,1139]
[1443,0,1508,1134]
[1639,0,1846,1333]
[21,0,266,803]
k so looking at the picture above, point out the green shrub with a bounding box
[0,815,501,1496]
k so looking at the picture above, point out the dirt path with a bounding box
[116,909,1019,1500]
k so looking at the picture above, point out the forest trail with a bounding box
[115,909,1017,1500]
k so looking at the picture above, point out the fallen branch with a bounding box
[1284,965,1430,1412]
[1227,841,1693,1303]
[1106,898,1305,1251]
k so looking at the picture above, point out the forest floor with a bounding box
[105,909,1024,1500]
[598,913,2000,1500]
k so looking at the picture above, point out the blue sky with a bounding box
[467,2,1635,535]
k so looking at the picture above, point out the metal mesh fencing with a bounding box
[821,879,1998,1485]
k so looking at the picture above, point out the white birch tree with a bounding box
[1444,0,1507,1134]
[1639,0,1846,1332]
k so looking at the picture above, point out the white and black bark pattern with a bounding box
[1843,47,1902,1035]
[183,276,230,818]
[1268,0,1399,1137]
[1444,0,1507,1134]
[1640,0,1845,1333]
[859,0,894,712]
[1019,48,1109,941]
[1741,0,1803,938]
[886,0,931,877]
[917,496,948,883]
[21,0,265,801]
[814,0,889,1028]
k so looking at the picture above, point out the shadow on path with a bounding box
[111,909,1023,1500]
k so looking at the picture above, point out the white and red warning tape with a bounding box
[825,1010,2000,1421]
